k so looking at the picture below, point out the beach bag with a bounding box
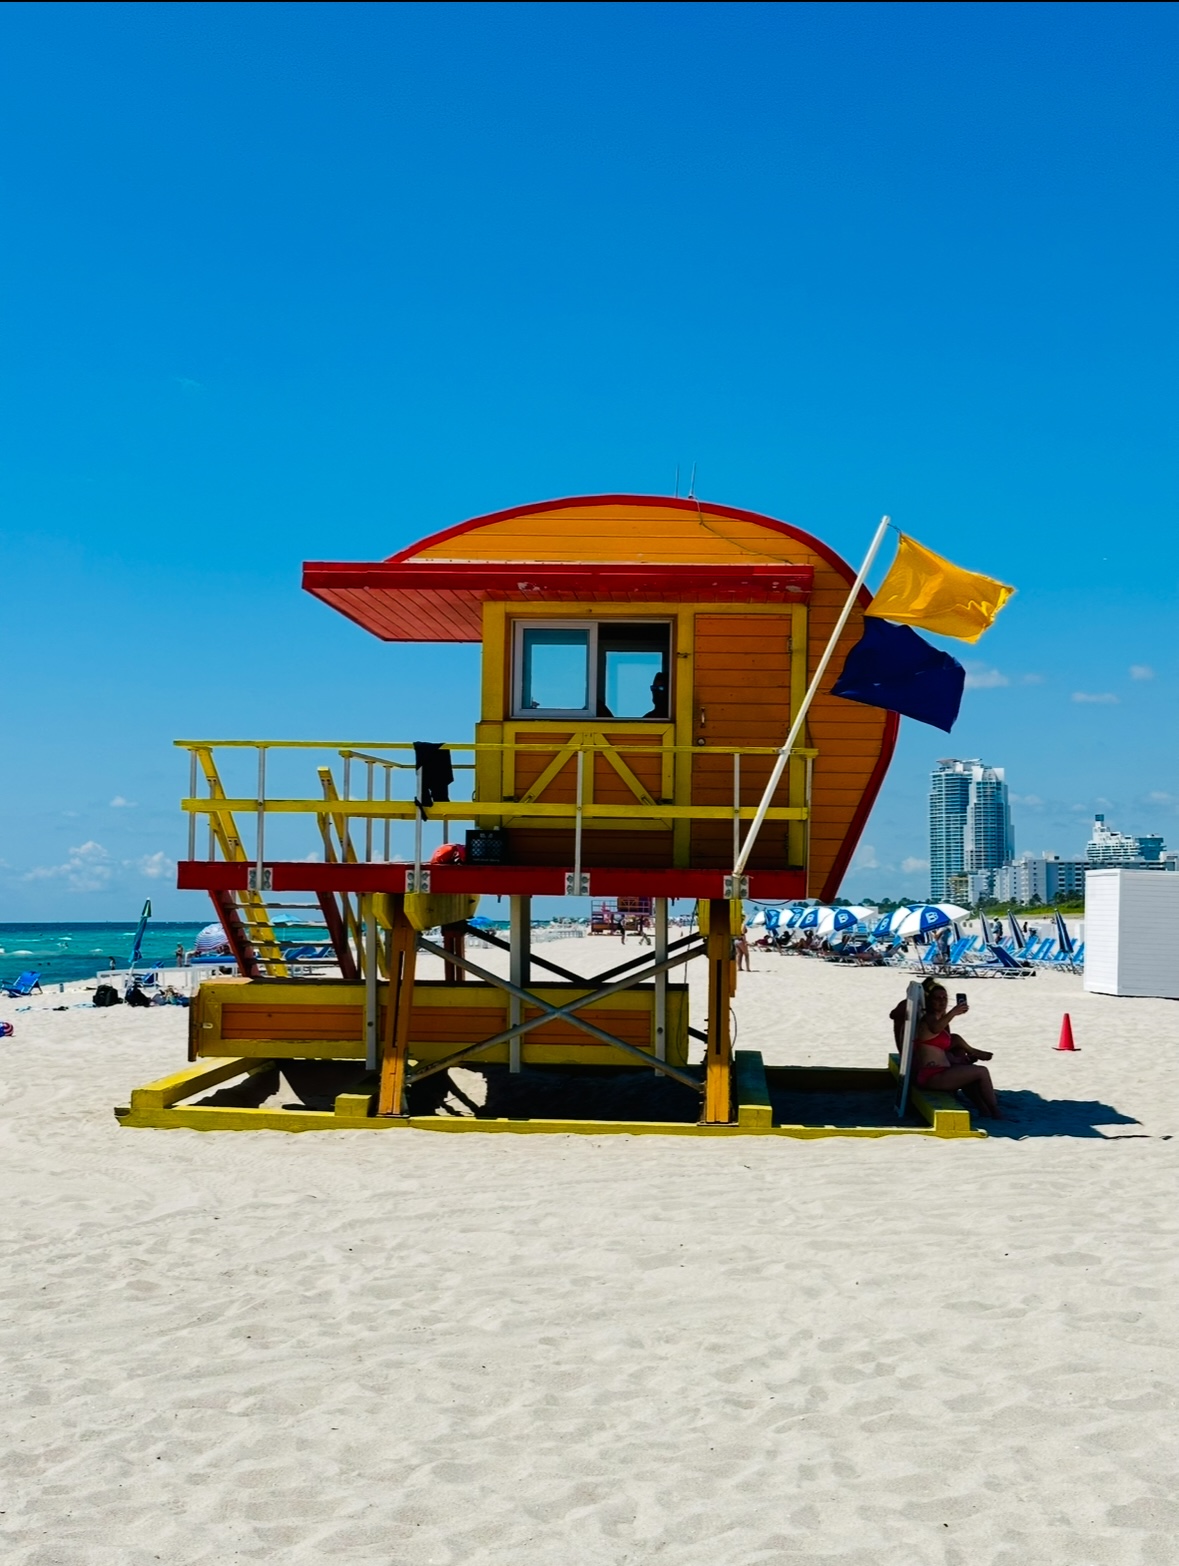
[0,1021,13,1037]
[125,986,152,1009]
[93,985,122,1008]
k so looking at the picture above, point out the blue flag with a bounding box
[832,618,965,732]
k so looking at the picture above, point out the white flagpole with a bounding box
[732,515,892,879]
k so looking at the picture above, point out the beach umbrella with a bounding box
[1008,914,1029,953]
[468,915,495,927]
[1054,909,1074,956]
[931,903,970,920]
[796,906,823,930]
[871,907,910,936]
[129,899,152,965]
[979,912,994,946]
[894,905,955,938]
[194,922,229,954]
[816,905,872,935]
[749,910,765,927]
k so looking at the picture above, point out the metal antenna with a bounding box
[687,462,697,499]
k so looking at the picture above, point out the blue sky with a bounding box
[1,0,1175,918]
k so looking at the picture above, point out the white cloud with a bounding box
[1147,791,1175,806]
[964,664,1009,690]
[24,840,114,892]
[110,796,138,808]
[301,851,321,863]
[1010,793,1043,807]
[134,851,173,880]
[1072,692,1119,705]
[853,844,881,870]
[1020,673,1045,685]
[1129,665,1154,681]
[901,856,929,873]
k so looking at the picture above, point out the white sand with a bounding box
[1,941,1176,1564]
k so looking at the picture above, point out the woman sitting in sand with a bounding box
[894,979,1005,1120]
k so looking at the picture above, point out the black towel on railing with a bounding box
[413,742,453,807]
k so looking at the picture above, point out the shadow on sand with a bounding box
[192,1063,1148,1141]
[985,1090,1144,1139]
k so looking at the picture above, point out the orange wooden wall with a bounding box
[404,498,894,897]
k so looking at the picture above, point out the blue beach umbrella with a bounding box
[796,906,823,930]
[130,899,152,965]
[1054,909,1074,957]
[872,907,911,937]
[895,905,954,938]
[1008,915,1029,952]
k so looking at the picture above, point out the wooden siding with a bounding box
[444,502,893,896]
[410,503,809,565]
[504,828,675,868]
[194,979,688,1068]
[690,614,793,872]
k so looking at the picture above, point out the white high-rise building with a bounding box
[929,759,1013,901]
[1087,814,1145,866]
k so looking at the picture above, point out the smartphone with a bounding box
[955,993,968,1007]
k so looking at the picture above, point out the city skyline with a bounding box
[926,750,1172,907]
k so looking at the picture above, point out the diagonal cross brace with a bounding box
[409,938,707,1091]
[459,922,700,988]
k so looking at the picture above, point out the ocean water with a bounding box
[0,922,326,988]
[0,917,532,989]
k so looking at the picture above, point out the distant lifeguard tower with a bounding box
[118,496,980,1138]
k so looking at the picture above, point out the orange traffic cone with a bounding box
[1056,1013,1078,1052]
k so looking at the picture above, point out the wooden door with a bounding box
[690,614,793,870]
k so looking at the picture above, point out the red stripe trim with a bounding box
[178,861,807,899]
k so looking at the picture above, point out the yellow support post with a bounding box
[702,897,735,1124]
[377,902,417,1117]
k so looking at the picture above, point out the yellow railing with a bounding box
[176,736,816,872]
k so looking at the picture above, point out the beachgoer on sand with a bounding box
[734,918,751,972]
[891,978,1004,1119]
[916,980,1003,1118]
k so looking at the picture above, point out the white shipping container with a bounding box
[1084,869,1179,999]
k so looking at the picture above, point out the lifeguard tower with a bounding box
[118,496,976,1136]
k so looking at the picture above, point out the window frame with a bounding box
[510,617,673,721]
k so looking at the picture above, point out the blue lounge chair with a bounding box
[1051,941,1084,971]
[2,970,42,997]
[907,937,979,975]
[983,943,1034,973]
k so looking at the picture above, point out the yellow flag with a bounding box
[865,534,1014,643]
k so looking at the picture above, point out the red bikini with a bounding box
[914,1028,953,1088]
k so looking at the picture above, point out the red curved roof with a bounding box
[303,493,866,642]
